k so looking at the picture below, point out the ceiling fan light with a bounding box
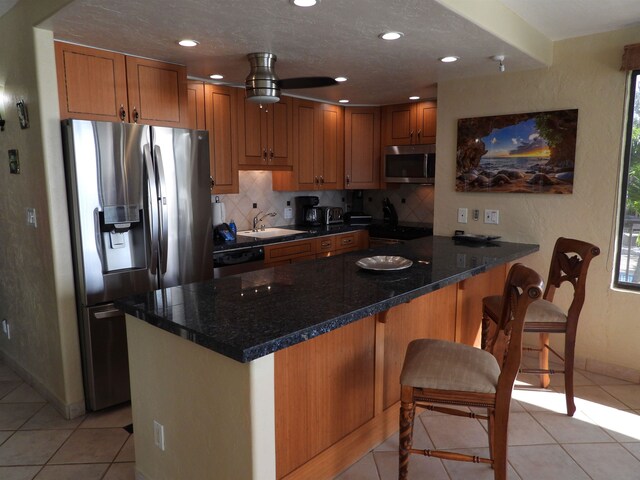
[246,94,280,104]
[245,52,281,103]
[291,0,319,6]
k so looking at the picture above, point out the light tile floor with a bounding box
[0,360,134,480]
[336,355,640,480]
[2,355,640,479]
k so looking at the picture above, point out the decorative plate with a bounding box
[356,256,413,271]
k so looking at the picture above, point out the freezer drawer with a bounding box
[82,304,131,410]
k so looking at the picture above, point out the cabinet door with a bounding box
[344,107,380,189]
[205,84,239,194]
[268,96,292,167]
[294,99,318,189]
[415,101,437,144]
[186,81,205,130]
[381,103,413,146]
[238,98,269,168]
[125,56,188,127]
[55,42,128,122]
[316,103,344,190]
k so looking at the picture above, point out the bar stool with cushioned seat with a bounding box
[399,263,544,480]
[481,237,600,417]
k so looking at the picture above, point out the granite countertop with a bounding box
[116,236,538,363]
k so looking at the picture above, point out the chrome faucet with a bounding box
[252,211,277,231]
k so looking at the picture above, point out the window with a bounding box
[616,70,640,289]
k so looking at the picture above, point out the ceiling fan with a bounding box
[245,52,337,104]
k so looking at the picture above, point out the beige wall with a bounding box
[0,0,84,416]
[435,27,640,376]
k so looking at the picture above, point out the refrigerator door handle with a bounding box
[154,145,169,274]
[144,144,159,274]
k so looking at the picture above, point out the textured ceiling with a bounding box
[31,0,640,105]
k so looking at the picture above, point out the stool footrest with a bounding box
[408,448,492,465]
[417,402,488,420]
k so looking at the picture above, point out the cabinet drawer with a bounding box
[264,239,315,264]
[316,236,335,253]
[336,233,358,250]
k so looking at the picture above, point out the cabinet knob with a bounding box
[319,176,324,184]
[210,176,215,189]
[262,148,267,162]
[119,105,126,122]
[409,130,414,139]
[417,129,422,140]
[346,175,350,186]
[315,176,319,184]
[269,148,274,161]
[132,107,139,124]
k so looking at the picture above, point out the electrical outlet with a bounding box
[1,319,10,340]
[154,420,165,451]
[457,208,468,224]
[26,207,37,228]
[484,209,499,225]
[284,207,293,219]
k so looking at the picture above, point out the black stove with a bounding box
[368,223,433,241]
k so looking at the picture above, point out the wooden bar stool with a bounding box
[399,263,544,480]
[481,237,600,416]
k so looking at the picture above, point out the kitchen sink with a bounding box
[236,228,308,239]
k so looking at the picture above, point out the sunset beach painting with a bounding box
[456,109,578,193]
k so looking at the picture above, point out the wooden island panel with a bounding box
[274,315,376,478]
[381,284,458,410]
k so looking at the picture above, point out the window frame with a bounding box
[614,69,640,291]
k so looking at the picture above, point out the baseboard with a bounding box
[523,345,640,384]
[0,351,86,419]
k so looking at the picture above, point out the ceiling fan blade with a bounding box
[278,77,338,89]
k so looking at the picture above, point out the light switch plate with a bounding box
[26,207,37,228]
[484,209,499,224]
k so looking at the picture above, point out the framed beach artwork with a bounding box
[455,109,578,193]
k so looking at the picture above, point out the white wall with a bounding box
[435,27,640,377]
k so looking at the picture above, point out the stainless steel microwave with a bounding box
[383,144,436,184]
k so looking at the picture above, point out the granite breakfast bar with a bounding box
[116,236,538,480]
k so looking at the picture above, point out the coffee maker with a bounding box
[295,195,322,226]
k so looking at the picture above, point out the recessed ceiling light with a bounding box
[440,56,459,63]
[409,96,420,100]
[339,99,349,103]
[291,0,319,6]
[178,39,199,47]
[335,76,348,82]
[209,74,224,80]
[379,31,404,41]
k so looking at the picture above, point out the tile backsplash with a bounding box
[212,171,435,230]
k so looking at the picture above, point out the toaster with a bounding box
[323,207,344,225]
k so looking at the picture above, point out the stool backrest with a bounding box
[490,264,544,396]
[545,237,600,329]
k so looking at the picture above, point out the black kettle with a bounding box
[382,198,398,226]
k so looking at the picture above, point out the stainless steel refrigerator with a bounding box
[62,119,213,410]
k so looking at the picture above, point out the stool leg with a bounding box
[492,406,508,480]
[399,386,415,480]
[564,336,576,416]
[481,313,489,350]
[538,333,551,388]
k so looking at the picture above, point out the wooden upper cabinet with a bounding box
[125,56,188,127]
[344,107,381,189]
[55,42,128,122]
[381,100,437,146]
[316,103,344,190]
[56,42,188,127]
[205,84,239,194]
[238,96,292,170]
[186,81,206,130]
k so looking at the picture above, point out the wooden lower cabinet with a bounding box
[273,267,506,479]
[275,315,376,478]
[264,231,368,266]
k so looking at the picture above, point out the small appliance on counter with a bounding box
[323,206,344,225]
[295,195,324,226]
[382,197,398,226]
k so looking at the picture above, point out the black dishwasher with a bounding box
[213,246,266,278]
